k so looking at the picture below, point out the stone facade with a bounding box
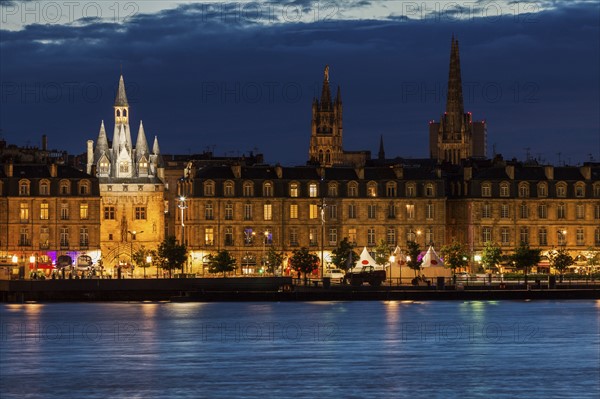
[178,163,447,274]
[86,75,165,273]
[0,162,101,278]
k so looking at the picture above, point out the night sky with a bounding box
[1,1,598,166]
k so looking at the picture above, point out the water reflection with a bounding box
[0,301,598,399]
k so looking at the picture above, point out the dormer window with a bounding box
[39,180,50,196]
[79,180,90,195]
[263,181,273,197]
[367,181,378,197]
[308,182,318,198]
[19,180,30,196]
[138,157,149,175]
[59,180,70,195]
[99,159,109,175]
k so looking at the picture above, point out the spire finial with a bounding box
[324,65,329,82]
[114,74,129,106]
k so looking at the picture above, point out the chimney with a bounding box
[544,166,554,180]
[580,165,591,180]
[463,166,472,181]
[355,167,364,180]
[231,165,241,179]
[392,165,403,179]
[50,163,58,177]
[4,160,13,177]
[42,135,48,151]
[505,165,515,180]
[86,140,94,174]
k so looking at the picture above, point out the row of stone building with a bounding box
[1,37,597,276]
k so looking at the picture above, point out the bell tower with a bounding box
[429,36,487,164]
[309,65,344,167]
[114,75,129,126]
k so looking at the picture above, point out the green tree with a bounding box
[481,242,503,273]
[148,249,164,278]
[157,236,188,278]
[586,248,599,273]
[132,245,152,278]
[440,242,469,273]
[266,246,285,275]
[207,250,237,277]
[289,247,320,285]
[548,248,574,282]
[509,243,541,285]
[406,241,423,277]
[374,239,392,267]
[330,237,357,271]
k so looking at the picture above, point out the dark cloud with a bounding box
[0,2,598,165]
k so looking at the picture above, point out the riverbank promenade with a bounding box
[1,277,599,302]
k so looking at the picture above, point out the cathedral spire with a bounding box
[378,135,385,160]
[335,85,342,104]
[445,36,464,131]
[319,65,332,109]
[114,74,129,106]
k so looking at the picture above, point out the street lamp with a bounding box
[127,230,143,278]
[389,254,395,286]
[178,196,188,274]
[319,198,327,278]
[145,255,152,279]
[262,231,269,274]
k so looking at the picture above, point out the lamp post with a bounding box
[319,198,327,278]
[389,254,395,286]
[29,255,36,278]
[262,231,268,274]
[127,230,143,278]
[145,255,151,279]
[178,196,188,274]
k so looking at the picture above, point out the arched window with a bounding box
[367,181,377,197]
[19,180,30,196]
[116,110,121,117]
[204,180,215,196]
[243,181,254,197]
[224,180,235,197]
[348,181,358,197]
[59,180,71,195]
[123,109,127,117]
[78,180,90,195]
[263,181,273,197]
[39,180,50,196]
[325,150,331,164]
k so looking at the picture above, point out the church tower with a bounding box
[429,37,487,164]
[309,65,344,167]
[86,74,165,274]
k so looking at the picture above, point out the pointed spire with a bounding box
[114,74,129,106]
[320,65,332,109]
[152,135,161,155]
[378,135,385,160]
[94,120,109,162]
[445,36,464,131]
[96,120,108,149]
[135,120,149,159]
[118,124,127,147]
[335,85,342,104]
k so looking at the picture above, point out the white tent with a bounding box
[421,246,444,268]
[351,247,382,271]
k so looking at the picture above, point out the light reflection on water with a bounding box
[1,301,598,399]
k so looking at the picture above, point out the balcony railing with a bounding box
[19,240,32,247]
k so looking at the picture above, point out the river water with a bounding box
[1,300,598,398]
